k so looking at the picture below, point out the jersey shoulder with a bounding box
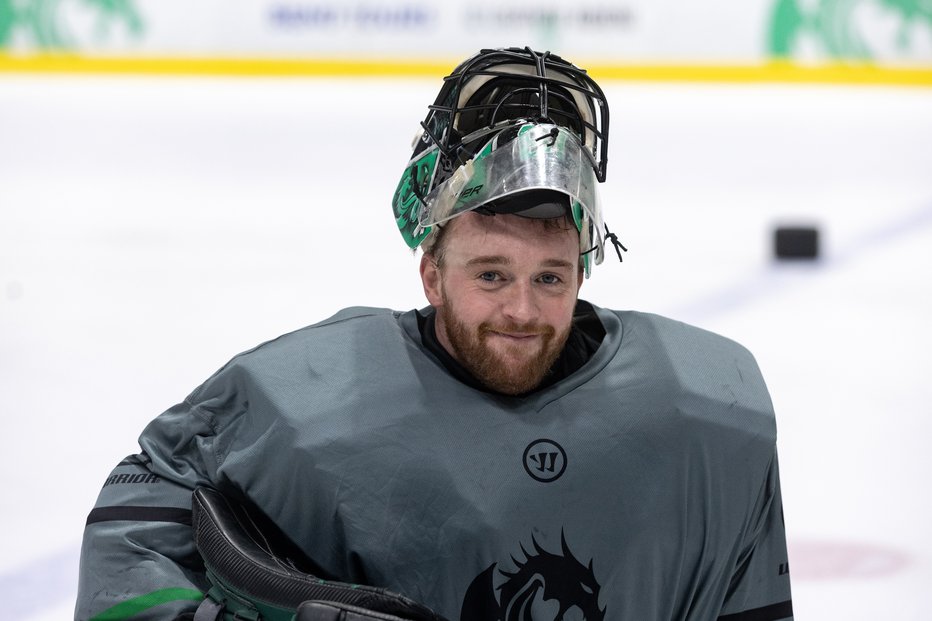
[616,310,759,367]
[186,306,406,402]
[611,309,776,439]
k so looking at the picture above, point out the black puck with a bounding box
[774,226,819,260]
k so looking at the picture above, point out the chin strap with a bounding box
[580,223,627,266]
[603,223,628,263]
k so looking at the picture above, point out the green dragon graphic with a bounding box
[768,0,932,60]
[0,0,143,49]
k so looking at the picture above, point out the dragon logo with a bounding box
[460,533,604,621]
[392,149,437,249]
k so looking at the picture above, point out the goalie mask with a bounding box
[391,46,618,276]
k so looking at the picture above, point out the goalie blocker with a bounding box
[191,487,449,621]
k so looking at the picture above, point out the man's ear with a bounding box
[420,254,443,308]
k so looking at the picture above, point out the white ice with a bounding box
[1,74,931,620]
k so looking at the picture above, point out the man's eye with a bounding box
[539,274,562,285]
[479,272,500,282]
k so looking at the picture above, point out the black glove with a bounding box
[296,600,424,621]
[192,487,449,621]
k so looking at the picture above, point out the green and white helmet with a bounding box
[391,46,617,276]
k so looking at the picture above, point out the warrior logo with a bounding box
[460,533,604,621]
[523,439,567,483]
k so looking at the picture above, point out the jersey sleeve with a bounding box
[73,310,404,620]
[717,450,793,621]
[75,398,221,621]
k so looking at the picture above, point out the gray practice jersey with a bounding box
[76,304,793,620]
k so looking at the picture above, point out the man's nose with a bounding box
[502,281,539,324]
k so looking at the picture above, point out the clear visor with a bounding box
[418,123,602,235]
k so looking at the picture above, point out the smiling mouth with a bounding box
[489,331,542,341]
[479,323,553,343]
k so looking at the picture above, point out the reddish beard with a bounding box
[438,298,572,396]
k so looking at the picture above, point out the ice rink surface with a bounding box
[1,73,931,620]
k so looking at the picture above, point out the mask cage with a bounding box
[418,47,610,187]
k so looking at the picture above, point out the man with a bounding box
[76,47,793,621]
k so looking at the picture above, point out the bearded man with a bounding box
[76,47,793,621]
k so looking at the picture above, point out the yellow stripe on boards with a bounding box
[586,60,932,87]
[0,53,453,78]
[1,53,931,87]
